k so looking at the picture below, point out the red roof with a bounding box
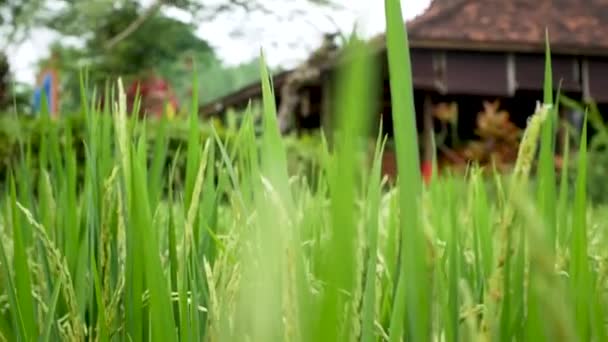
[400,0,608,55]
[199,0,608,116]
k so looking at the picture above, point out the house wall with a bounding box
[372,47,607,179]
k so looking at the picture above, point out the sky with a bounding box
[6,0,431,85]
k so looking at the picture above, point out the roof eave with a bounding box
[406,38,608,56]
[199,69,293,116]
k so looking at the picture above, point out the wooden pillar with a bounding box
[301,88,311,119]
[423,95,435,161]
[320,73,333,144]
[422,94,435,182]
[556,107,566,156]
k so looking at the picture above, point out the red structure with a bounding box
[126,74,179,118]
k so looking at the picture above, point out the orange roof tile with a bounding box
[402,0,608,55]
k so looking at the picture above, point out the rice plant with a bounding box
[0,0,607,341]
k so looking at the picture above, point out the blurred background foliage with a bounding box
[0,109,325,194]
[2,0,608,204]
[0,0,339,113]
[0,0,342,191]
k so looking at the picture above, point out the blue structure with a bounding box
[32,72,54,115]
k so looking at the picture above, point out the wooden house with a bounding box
[200,0,608,177]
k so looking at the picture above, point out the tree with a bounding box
[157,49,262,105]
[37,9,218,112]
[0,54,9,108]
[3,0,345,112]
[0,0,44,112]
[40,0,344,48]
[0,0,42,46]
[38,8,266,113]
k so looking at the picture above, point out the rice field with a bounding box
[1,0,608,341]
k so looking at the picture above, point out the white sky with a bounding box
[6,0,431,85]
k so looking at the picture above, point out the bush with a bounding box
[0,113,326,192]
[0,114,218,188]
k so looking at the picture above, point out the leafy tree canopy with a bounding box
[39,7,263,112]
[2,0,343,112]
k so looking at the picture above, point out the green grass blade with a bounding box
[92,256,108,342]
[314,35,376,341]
[537,34,557,248]
[184,64,202,243]
[444,178,460,342]
[543,31,553,105]
[361,131,387,342]
[9,177,37,340]
[239,51,289,342]
[557,126,570,248]
[259,51,291,205]
[592,280,608,341]
[570,112,590,341]
[149,116,170,208]
[384,0,428,340]
[0,212,28,340]
[510,217,526,340]
[114,79,144,342]
[472,170,492,285]
[132,130,178,342]
[41,278,62,342]
[510,190,576,341]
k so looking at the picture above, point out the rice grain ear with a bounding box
[16,201,83,341]
[479,101,550,340]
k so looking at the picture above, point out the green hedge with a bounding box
[0,113,326,192]
[0,114,202,178]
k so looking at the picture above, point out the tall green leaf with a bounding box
[314,34,376,341]
[9,177,37,340]
[384,0,428,340]
[361,131,387,342]
[570,112,590,341]
[537,33,557,249]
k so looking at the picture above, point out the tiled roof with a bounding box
[401,0,608,54]
[200,0,608,115]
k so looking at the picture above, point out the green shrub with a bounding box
[0,113,327,194]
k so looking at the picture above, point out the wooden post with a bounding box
[556,107,566,156]
[422,94,435,182]
[320,73,333,144]
[301,88,311,118]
